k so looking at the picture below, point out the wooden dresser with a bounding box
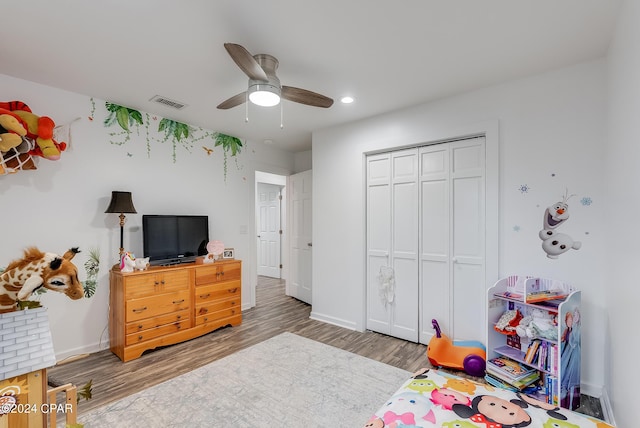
[109,259,241,362]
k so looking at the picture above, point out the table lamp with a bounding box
[105,191,137,259]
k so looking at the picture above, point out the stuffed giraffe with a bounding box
[0,247,84,313]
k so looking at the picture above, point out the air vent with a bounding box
[149,95,187,110]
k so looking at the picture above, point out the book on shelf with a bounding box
[524,340,540,363]
[525,289,569,303]
[485,370,540,391]
[486,356,537,381]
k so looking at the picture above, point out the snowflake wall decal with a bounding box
[580,196,593,206]
[518,184,530,194]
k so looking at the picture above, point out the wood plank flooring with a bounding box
[48,276,603,421]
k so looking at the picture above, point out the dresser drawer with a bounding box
[125,319,189,345]
[125,309,190,335]
[196,297,240,317]
[195,304,241,326]
[194,281,241,304]
[195,261,241,285]
[124,270,190,299]
[125,290,190,322]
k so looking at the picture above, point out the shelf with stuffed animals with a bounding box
[487,275,581,411]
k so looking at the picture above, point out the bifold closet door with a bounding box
[419,137,486,344]
[366,149,419,342]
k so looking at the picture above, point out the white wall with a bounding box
[313,60,607,392]
[605,0,640,426]
[0,74,295,360]
[293,150,312,173]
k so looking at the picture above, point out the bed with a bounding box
[363,368,614,428]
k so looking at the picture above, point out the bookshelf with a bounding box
[487,276,581,410]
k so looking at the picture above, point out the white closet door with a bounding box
[366,149,419,341]
[390,150,419,341]
[450,138,486,341]
[367,136,488,345]
[419,137,486,344]
[366,154,392,334]
[419,145,451,341]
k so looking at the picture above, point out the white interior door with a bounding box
[366,154,392,334]
[288,170,312,304]
[257,182,282,278]
[367,136,488,345]
[450,138,486,341]
[366,149,419,342]
[419,137,486,344]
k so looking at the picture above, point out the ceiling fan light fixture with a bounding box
[248,82,281,107]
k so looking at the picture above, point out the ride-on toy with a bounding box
[427,319,486,377]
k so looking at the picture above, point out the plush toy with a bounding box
[0,108,28,152]
[134,257,150,271]
[494,309,523,335]
[0,101,67,160]
[0,247,83,313]
[516,309,558,341]
[119,252,136,273]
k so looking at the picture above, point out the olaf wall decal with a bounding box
[538,189,582,259]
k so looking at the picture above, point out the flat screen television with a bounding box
[142,215,209,265]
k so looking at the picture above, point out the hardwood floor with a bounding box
[48,276,430,415]
[48,276,603,421]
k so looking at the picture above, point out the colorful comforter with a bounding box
[363,369,614,428]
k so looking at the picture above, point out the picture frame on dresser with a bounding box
[222,248,234,259]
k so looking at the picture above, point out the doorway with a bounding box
[257,182,283,278]
[255,172,287,281]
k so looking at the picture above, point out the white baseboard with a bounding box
[599,388,616,426]
[55,341,109,364]
[580,382,616,426]
[309,311,357,331]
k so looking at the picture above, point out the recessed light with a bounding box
[340,96,354,104]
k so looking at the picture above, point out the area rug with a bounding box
[78,332,412,427]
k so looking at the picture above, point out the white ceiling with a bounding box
[1,0,621,153]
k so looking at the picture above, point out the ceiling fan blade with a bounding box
[217,92,247,109]
[224,43,269,82]
[281,86,334,108]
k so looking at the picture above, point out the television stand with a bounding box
[109,259,242,362]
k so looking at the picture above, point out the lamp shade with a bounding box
[105,191,137,214]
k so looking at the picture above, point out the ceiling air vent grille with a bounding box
[149,95,187,110]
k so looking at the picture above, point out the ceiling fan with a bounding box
[217,43,334,110]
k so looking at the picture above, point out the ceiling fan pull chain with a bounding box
[280,102,284,129]
[245,93,249,123]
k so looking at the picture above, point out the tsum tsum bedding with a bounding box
[363,369,614,428]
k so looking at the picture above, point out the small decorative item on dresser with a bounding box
[223,248,235,259]
[206,240,225,261]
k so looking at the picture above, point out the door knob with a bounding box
[307,243,313,247]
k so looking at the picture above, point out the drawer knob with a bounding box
[173,299,185,304]
[200,293,211,299]
[229,288,238,293]
[132,306,148,313]
[138,324,143,329]
[176,315,181,319]
[199,308,208,315]
[138,335,143,340]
